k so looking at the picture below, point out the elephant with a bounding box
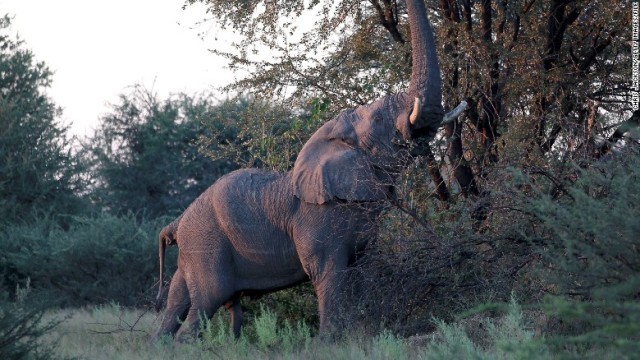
[151,0,466,342]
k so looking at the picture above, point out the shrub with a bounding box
[421,297,549,360]
[200,304,312,354]
[0,293,61,360]
[242,283,318,329]
[526,149,640,356]
[342,200,523,336]
[1,213,170,307]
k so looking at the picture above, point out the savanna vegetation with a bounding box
[1,0,638,358]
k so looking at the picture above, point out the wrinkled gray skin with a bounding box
[155,215,244,338]
[152,0,450,342]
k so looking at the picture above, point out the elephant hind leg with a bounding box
[224,295,243,339]
[174,293,233,343]
[174,265,236,342]
[151,268,190,342]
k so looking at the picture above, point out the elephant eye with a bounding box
[342,137,356,147]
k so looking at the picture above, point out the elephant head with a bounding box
[292,0,463,204]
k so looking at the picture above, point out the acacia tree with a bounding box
[187,0,634,204]
[435,0,633,195]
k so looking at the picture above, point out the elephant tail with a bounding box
[155,215,181,312]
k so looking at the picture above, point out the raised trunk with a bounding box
[406,0,444,132]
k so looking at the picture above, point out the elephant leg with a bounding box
[225,295,243,339]
[313,270,347,337]
[176,293,237,342]
[304,246,351,338]
[174,257,235,342]
[151,268,190,342]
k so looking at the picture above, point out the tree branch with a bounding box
[369,0,405,43]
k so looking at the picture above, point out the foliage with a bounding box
[0,15,86,225]
[201,305,312,352]
[0,293,62,360]
[188,0,411,112]
[188,0,635,203]
[0,213,169,307]
[343,200,524,336]
[530,152,640,299]
[525,149,640,356]
[197,95,329,172]
[86,86,236,218]
[421,297,548,359]
[242,283,318,330]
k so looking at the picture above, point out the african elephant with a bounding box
[152,0,466,342]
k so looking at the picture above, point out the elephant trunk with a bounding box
[406,0,444,134]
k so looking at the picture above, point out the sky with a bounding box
[2,0,235,137]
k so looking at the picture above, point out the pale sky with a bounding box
[2,0,235,137]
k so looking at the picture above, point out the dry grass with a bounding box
[37,300,556,360]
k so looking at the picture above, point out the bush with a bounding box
[0,293,61,360]
[241,284,318,330]
[421,297,548,359]
[341,199,525,337]
[200,304,312,354]
[526,149,640,356]
[1,213,170,307]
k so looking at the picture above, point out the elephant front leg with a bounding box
[151,268,190,342]
[312,269,349,338]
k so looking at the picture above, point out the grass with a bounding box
[36,298,559,360]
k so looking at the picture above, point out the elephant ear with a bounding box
[292,112,391,204]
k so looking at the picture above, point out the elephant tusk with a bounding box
[441,101,468,124]
[409,97,422,125]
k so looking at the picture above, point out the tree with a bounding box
[187,0,635,203]
[434,0,633,198]
[0,15,85,225]
[86,86,236,218]
[197,95,328,172]
[188,0,412,111]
